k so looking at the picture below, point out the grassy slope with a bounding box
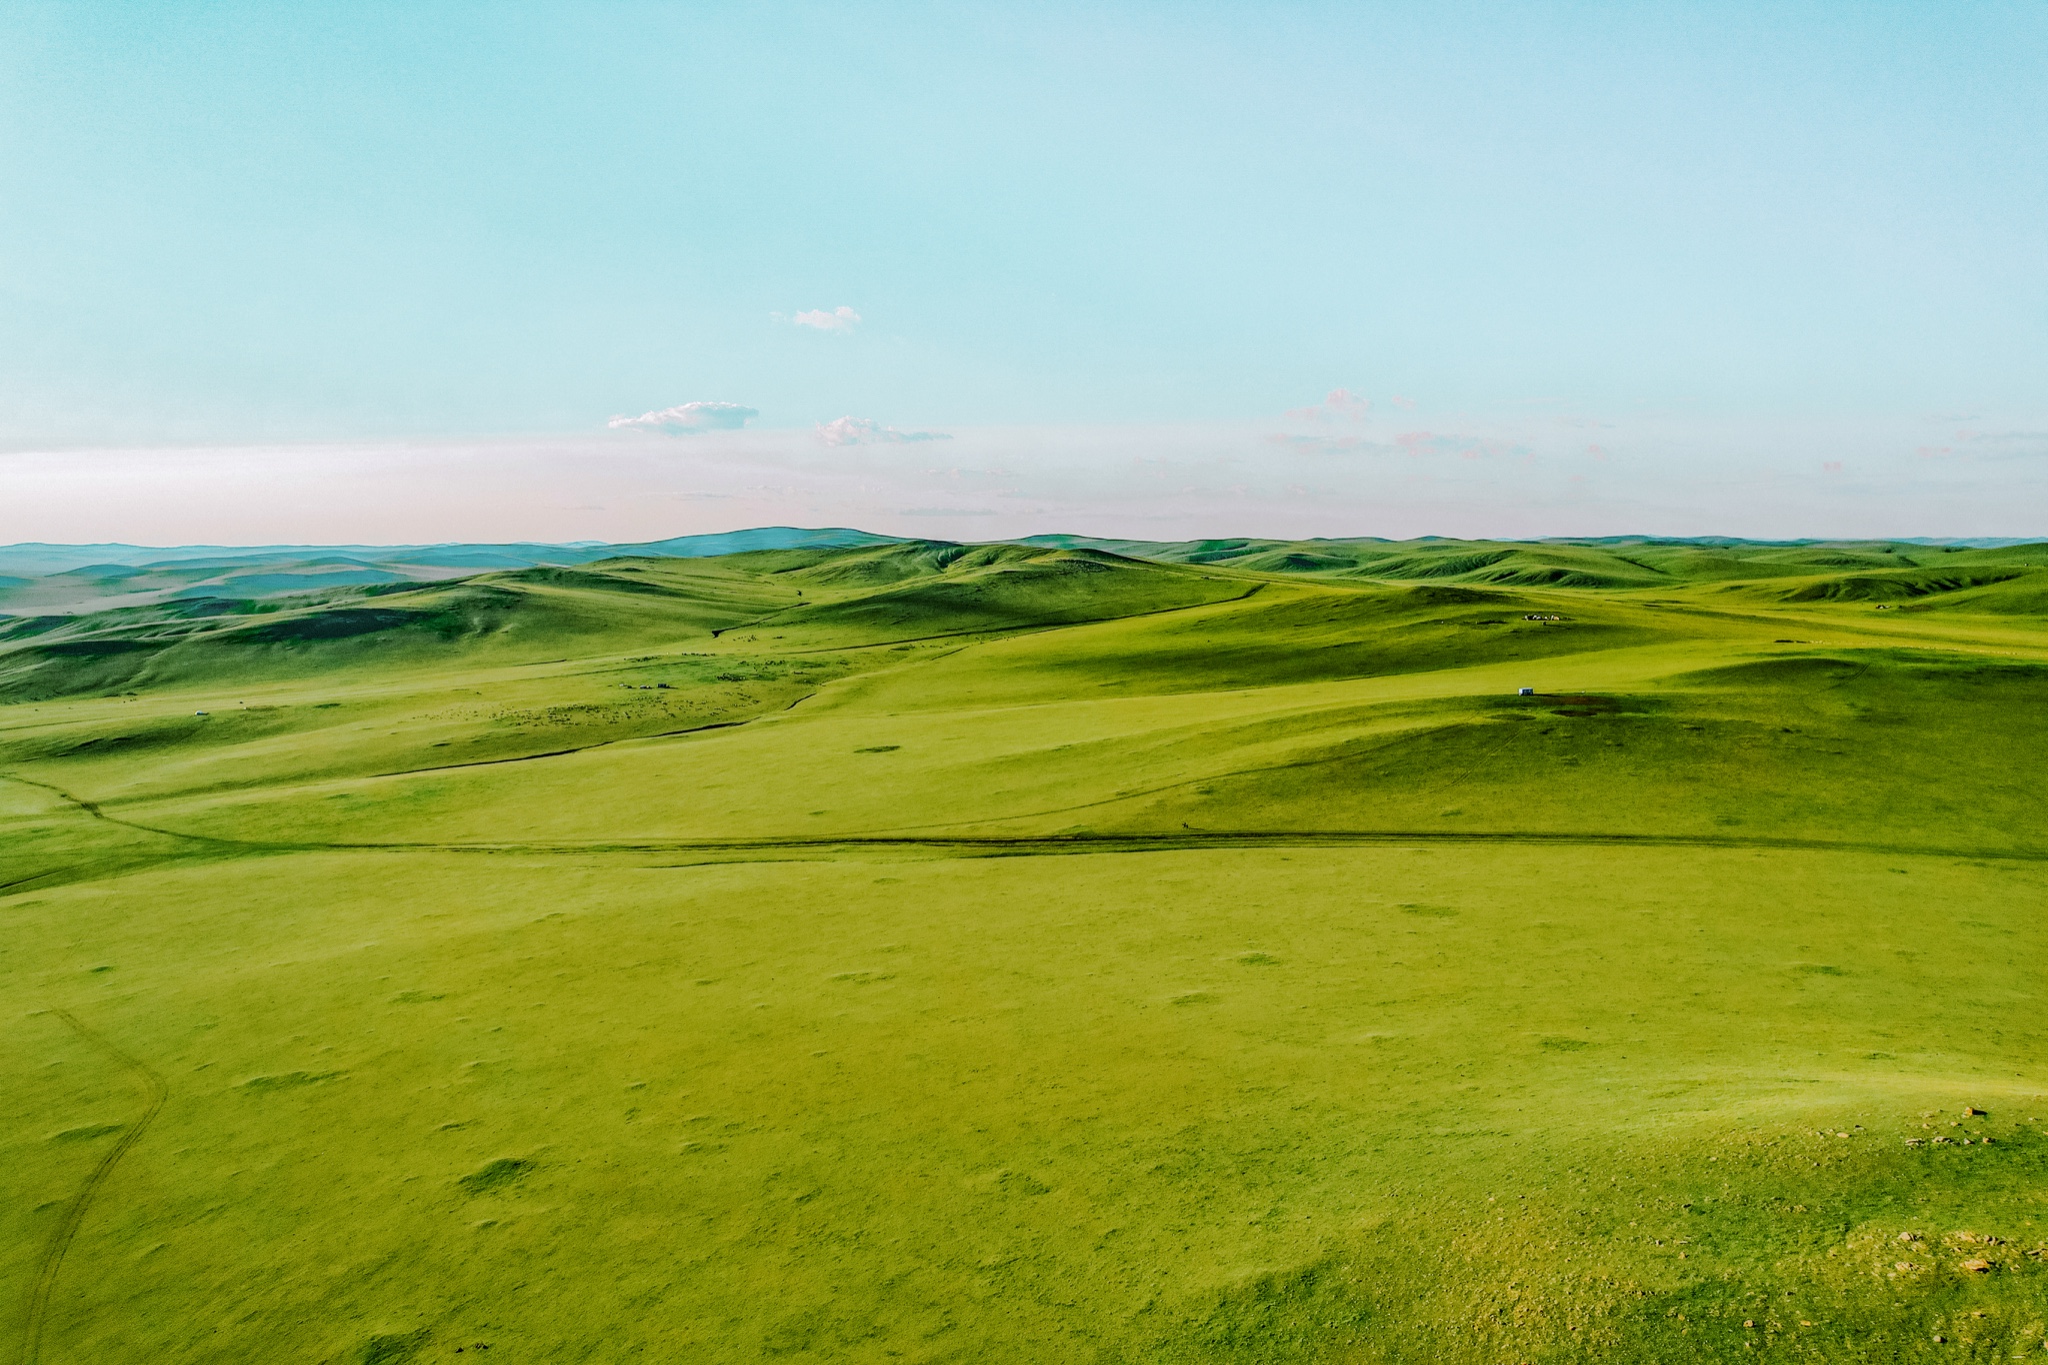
[4,540,2048,1363]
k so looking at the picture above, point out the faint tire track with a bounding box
[20,1010,167,1365]
[194,827,2048,864]
[0,773,227,850]
[11,757,2047,868]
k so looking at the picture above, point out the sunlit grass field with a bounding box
[5,536,2048,1362]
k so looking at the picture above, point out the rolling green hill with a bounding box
[0,527,901,615]
[4,533,2048,1364]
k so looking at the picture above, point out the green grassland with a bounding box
[5,534,2048,1363]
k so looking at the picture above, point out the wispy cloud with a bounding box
[1265,432,1385,454]
[1394,431,1526,461]
[1285,387,1372,423]
[1268,424,1533,461]
[1956,430,2048,460]
[792,306,861,332]
[607,401,758,435]
[816,415,951,446]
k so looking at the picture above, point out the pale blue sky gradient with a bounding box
[3,2,2044,539]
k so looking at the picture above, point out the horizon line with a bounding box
[5,526,2046,555]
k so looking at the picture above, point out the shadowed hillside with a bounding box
[0,541,1259,704]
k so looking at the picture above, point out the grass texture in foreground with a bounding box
[5,536,2048,1363]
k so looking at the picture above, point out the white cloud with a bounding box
[1264,432,1387,454]
[607,401,759,435]
[792,306,861,332]
[816,415,951,446]
[1285,387,1372,423]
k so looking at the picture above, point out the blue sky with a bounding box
[3,2,2044,541]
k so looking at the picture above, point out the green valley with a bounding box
[6,533,2048,1363]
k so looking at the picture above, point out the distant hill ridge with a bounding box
[0,526,899,577]
[2,526,2044,617]
[5,527,2048,701]
[5,526,2039,575]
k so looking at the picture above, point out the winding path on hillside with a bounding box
[312,828,2048,865]
[9,768,2046,877]
[20,1010,167,1365]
